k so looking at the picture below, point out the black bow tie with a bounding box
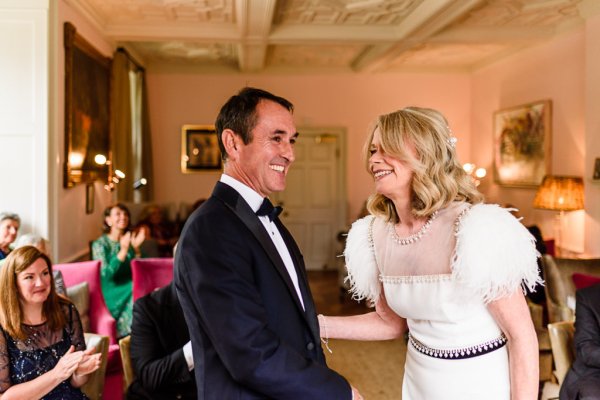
[256,198,283,222]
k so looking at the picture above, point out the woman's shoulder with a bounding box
[92,234,109,246]
[58,298,77,318]
[452,202,542,303]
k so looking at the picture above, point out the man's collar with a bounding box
[220,174,264,212]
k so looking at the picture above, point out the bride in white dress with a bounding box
[319,107,541,399]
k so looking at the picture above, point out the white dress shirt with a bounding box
[220,174,305,310]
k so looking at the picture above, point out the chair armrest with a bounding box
[83,333,109,400]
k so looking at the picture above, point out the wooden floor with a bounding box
[307,270,371,316]
[307,270,406,399]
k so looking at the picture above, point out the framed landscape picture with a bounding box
[181,125,222,172]
[493,100,552,187]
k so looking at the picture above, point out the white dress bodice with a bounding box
[344,202,541,399]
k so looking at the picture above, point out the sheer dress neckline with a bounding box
[373,202,471,278]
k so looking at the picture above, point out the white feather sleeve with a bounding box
[452,204,543,303]
[343,216,380,305]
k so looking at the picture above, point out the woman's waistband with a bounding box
[408,332,507,360]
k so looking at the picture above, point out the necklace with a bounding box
[390,210,439,245]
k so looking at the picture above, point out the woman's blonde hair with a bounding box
[0,246,68,340]
[364,106,483,223]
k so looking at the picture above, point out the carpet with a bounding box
[325,338,406,399]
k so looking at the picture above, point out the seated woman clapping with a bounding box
[91,203,146,338]
[0,246,101,399]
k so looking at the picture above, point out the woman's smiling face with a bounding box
[16,257,51,307]
[368,127,416,201]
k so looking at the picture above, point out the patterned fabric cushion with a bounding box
[66,282,90,332]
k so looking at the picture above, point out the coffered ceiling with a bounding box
[65,0,599,73]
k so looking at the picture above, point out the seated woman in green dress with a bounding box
[91,203,145,338]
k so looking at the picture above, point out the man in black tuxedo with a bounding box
[174,87,358,399]
[127,282,197,399]
[560,283,600,400]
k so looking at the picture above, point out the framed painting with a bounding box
[64,22,111,188]
[181,125,222,172]
[593,158,600,181]
[493,100,552,187]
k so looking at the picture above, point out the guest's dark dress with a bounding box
[0,303,88,399]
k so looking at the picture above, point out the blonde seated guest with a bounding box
[0,246,101,399]
[14,233,50,256]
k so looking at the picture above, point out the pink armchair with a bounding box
[131,258,174,300]
[53,260,117,344]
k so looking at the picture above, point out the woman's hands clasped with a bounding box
[52,346,83,382]
[74,347,102,377]
[118,228,146,260]
[52,346,102,383]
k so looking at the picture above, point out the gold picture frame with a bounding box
[593,158,600,181]
[181,125,222,173]
[63,22,112,188]
[493,100,552,187]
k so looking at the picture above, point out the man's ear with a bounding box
[222,129,240,160]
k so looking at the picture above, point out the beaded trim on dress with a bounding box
[380,274,452,284]
[408,332,507,360]
[389,210,439,245]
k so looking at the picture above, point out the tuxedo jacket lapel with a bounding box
[213,183,307,315]
[275,219,320,337]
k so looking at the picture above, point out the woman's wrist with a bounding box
[317,314,333,354]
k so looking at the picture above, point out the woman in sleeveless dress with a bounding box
[0,246,101,399]
[319,107,541,399]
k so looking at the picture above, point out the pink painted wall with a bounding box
[146,72,472,222]
[584,13,600,256]
[50,2,599,260]
[53,0,114,261]
[471,28,587,253]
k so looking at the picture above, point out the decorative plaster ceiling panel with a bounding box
[385,42,512,69]
[457,0,582,27]
[67,0,599,72]
[82,0,235,23]
[268,44,364,67]
[274,0,420,25]
[127,41,237,64]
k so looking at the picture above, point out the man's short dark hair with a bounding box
[215,87,294,160]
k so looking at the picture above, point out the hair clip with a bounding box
[447,137,457,148]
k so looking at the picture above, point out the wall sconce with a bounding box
[133,178,147,190]
[533,175,584,254]
[94,153,125,192]
[463,163,487,186]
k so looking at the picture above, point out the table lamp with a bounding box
[533,175,584,255]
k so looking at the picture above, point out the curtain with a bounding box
[110,49,153,202]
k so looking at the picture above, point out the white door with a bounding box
[272,128,347,271]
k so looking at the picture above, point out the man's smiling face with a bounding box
[233,99,298,197]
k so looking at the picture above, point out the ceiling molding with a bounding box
[65,0,597,74]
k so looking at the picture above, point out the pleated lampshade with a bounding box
[533,175,584,211]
